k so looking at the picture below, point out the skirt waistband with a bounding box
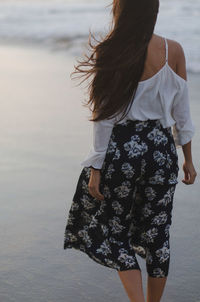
[114,119,165,128]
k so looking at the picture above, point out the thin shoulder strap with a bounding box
[164,37,168,63]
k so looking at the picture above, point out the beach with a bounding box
[0,0,200,301]
[0,42,199,302]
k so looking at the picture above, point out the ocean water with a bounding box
[0,0,200,73]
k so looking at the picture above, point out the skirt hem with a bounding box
[63,241,143,272]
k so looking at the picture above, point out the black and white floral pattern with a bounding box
[149,169,165,185]
[121,162,135,179]
[64,119,179,278]
[147,128,168,146]
[155,240,170,263]
[105,164,115,179]
[123,135,148,158]
[153,151,167,166]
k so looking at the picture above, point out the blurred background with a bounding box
[0,0,199,301]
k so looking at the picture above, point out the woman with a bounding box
[63,1,197,301]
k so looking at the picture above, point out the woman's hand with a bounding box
[182,160,197,185]
[88,168,104,200]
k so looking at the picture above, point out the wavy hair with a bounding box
[71,0,159,122]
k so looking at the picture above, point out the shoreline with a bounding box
[0,38,89,60]
[1,38,200,76]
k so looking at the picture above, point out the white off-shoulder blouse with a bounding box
[80,38,195,170]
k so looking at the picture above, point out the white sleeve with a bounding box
[80,116,117,169]
[171,81,195,148]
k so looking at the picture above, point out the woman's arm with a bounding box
[172,41,197,184]
[81,115,117,199]
[80,116,116,169]
[182,141,197,184]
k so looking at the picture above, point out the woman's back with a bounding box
[80,35,195,169]
[139,34,179,82]
[114,35,193,135]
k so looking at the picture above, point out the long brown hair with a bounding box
[71,0,159,123]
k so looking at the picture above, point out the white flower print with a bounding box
[135,121,148,132]
[67,212,75,225]
[165,224,170,237]
[71,200,79,211]
[109,216,126,234]
[94,199,107,218]
[64,230,77,243]
[151,211,168,226]
[121,162,135,179]
[113,148,121,160]
[102,185,111,199]
[149,169,165,185]
[153,151,166,166]
[81,211,92,224]
[84,167,91,179]
[112,201,124,215]
[118,249,137,268]
[81,195,96,209]
[82,179,90,193]
[123,135,148,158]
[109,236,124,246]
[101,224,109,236]
[114,181,132,198]
[166,153,173,169]
[99,203,107,215]
[89,216,98,228]
[155,240,170,263]
[170,142,177,155]
[132,244,146,258]
[96,239,112,256]
[141,227,158,243]
[170,185,176,194]
[105,164,115,179]
[152,268,166,277]
[141,202,153,218]
[157,186,174,206]
[168,172,178,184]
[145,187,157,201]
[95,209,105,218]
[141,158,147,175]
[78,229,92,248]
[147,128,168,145]
[107,135,117,154]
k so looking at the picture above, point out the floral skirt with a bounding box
[63,119,179,278]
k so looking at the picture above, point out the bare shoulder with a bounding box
[167,38,187,81]
[153,34,185,59]
[168,39,185,60]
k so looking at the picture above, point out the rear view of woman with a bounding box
[63,1,197,301]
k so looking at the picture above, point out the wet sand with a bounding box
[0,44,199,302]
